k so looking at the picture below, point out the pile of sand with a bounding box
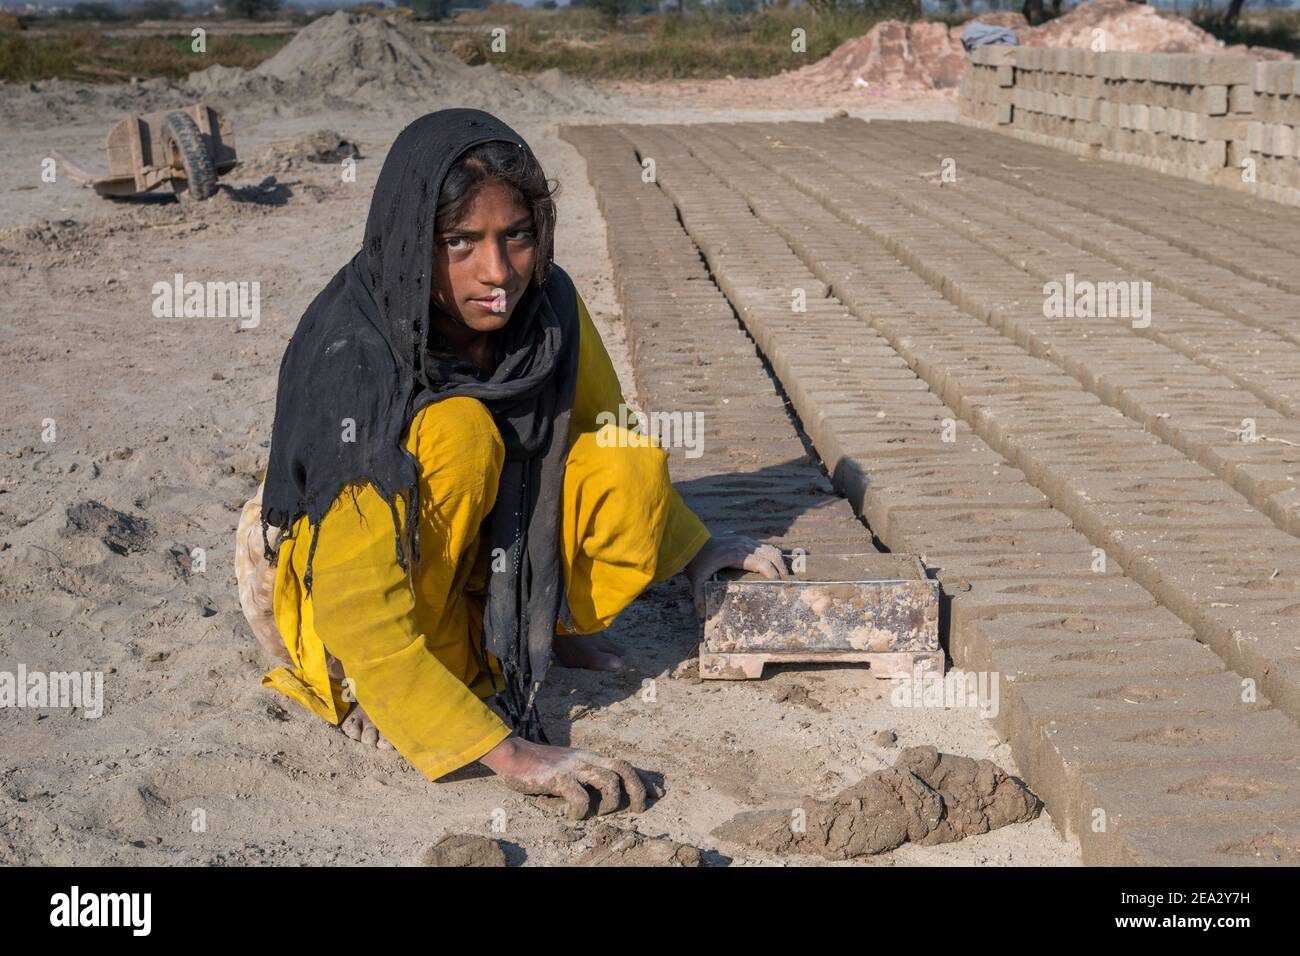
[782,0,1289,96]
[1021,0,1291,57]
[778,11,1025,93]
[1022,0,1221,52]
[1,10,622,134]
[791,20,966,92]
[250,10,476,95]
[186,11,616,115]
[2,11,617,128]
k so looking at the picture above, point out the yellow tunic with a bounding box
[264,292,710,780]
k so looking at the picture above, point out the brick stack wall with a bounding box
[959,46,1300,206]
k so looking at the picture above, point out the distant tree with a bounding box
[227,0,284,18]
[588,0,637,20]
[62,2,123,19]
[126,0,186,18]
[822,0,918,16]
[1224,0,1247,30]
[410,0,455,17]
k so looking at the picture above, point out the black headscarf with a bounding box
[260,108,580,741]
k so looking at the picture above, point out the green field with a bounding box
[434,5,919,79]
[1,6,918,84]
[0,27,292,83]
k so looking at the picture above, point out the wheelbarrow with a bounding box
[53,103,238,203]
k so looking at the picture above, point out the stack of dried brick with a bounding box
[958,45,1300,206]
[1248,61,1300,205]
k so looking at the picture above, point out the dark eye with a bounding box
[508,228,534,242]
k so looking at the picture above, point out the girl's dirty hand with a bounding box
[480,737,648,820]
[685,535,787,619]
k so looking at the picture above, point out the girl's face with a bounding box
[430,179,537,336]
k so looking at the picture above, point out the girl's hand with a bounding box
[685,534,787,620]
[480,737,648,820]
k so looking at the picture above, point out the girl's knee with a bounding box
[609,439,670,496]
[410,397,505,481]
[571,428,670,510]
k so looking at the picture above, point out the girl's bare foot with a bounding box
[327,655,394,750]
[340,703,395,751]
[553,632,623,671]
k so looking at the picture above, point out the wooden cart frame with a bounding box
[53,103,238,202]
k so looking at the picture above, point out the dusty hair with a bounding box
[435,141,558,287]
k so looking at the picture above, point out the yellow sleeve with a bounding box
[570,290,710,581]
[570,290,629,439]
[653,487,712,583]
[300,457,510,782]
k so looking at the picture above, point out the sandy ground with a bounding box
[0,75,1081,865]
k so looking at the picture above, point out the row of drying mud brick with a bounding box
[959,45,1300,206]
[559,125,944,679]
[563,118,1300,865]
[555,127,872,561]
[883,116,1300,336]
[802,119,1300,536]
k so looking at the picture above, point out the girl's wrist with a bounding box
[480,735,519,773]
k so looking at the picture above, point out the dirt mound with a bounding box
[782,14,1025,94]
[713,745,1040,859]
[184,11,619,114]
[1021,0,1221,52]
[1022,0,1291,58]
[778,0,1289,97]
[253,10,470,93]
[790,20,968,92]
[187,11,480,103]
